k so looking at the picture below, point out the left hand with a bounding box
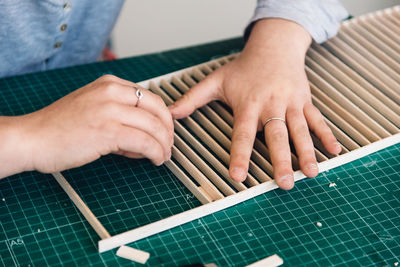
[169,18,341,190]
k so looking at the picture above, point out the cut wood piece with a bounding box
[307,47,400,128]
[116,246,150,264]
[172,146,224,201]
[246,254,283,267]
[98,134,400,252]
[324,38,400,100]
[309,45,400,117]
[164,160,212,205]
[321,40,400,104]
[306,65,392,138]
[52,172,111,240]
[174,134,236,196]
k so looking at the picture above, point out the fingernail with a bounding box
[230,167,247,182]
[278,174,294,189]
[307,163,318,171]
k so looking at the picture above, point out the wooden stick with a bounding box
[321,41,400,104]
[325,38,400,98]
[336,30,400,84]
[305,64,393,138]
[52,172,111,240]
[149,81,248,191]
[310,90,370,146]
[171,146,224,201]
[342,21,400,62]
[339,25,400,75]
[309,45,400,117]
[98,134,400,252]
[368,13,400,44]
[324,119,359,151]
[174,133,236,196]
[164,160,212,205]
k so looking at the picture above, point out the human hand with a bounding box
[169,19,341,190]
[5,75,173,176]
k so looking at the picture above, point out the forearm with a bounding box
[0,116,32,178]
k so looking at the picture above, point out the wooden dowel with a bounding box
[322,41,400,104]
[305,62,396,136]
[368,14,400,44]
[325,37,400,96]
[324,119,359,151]
[309,45,400,117]
[171,146,224,201]
[150,81,248,191]
[171,76,274,177]
[336,31,400,84]
[52,172,111,240]
[310,90,370,146]
[343,21,400,62]
[339,25,400,73]
[356,17,400,54]
[310,82,380,142]
[174,134,236,196]
[164,160,212,204]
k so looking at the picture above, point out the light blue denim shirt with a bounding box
[0,0,348,78]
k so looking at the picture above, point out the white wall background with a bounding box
[111,0,399,58]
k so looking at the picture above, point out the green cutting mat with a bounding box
[1,38,399,267]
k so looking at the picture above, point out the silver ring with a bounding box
[134,86,143,107]
[263,117,286,128]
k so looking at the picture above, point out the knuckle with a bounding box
[99,74,117,82]
[234,131,252,144]
[269,128,287,141]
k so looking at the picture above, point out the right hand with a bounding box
[17,75,174,174]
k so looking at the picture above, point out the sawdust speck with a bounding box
[316,222,322,227]
[329,183,337,188]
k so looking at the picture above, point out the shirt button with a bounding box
[63,2,71,11]
[60,24,67,32]
[54,42,62,49]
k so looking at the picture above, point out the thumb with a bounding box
[169,71,222,119]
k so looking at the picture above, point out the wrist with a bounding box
[0,116,33,178]
[243,18,312,60]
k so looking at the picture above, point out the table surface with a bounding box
[0,38,399,267]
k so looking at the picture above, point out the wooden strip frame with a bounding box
[51,6,400,255]
[98,134,400,252]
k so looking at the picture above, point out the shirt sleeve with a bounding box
[244,0,349,43]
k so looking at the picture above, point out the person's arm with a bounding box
[0,75,174,179]
[169,1,348,190]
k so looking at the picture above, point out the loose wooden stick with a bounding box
[305,65,393,138]
[309,45,400,117]
[52,172,111,240]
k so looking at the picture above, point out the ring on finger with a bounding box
[134,85,143,107]
[263,117,286,129]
